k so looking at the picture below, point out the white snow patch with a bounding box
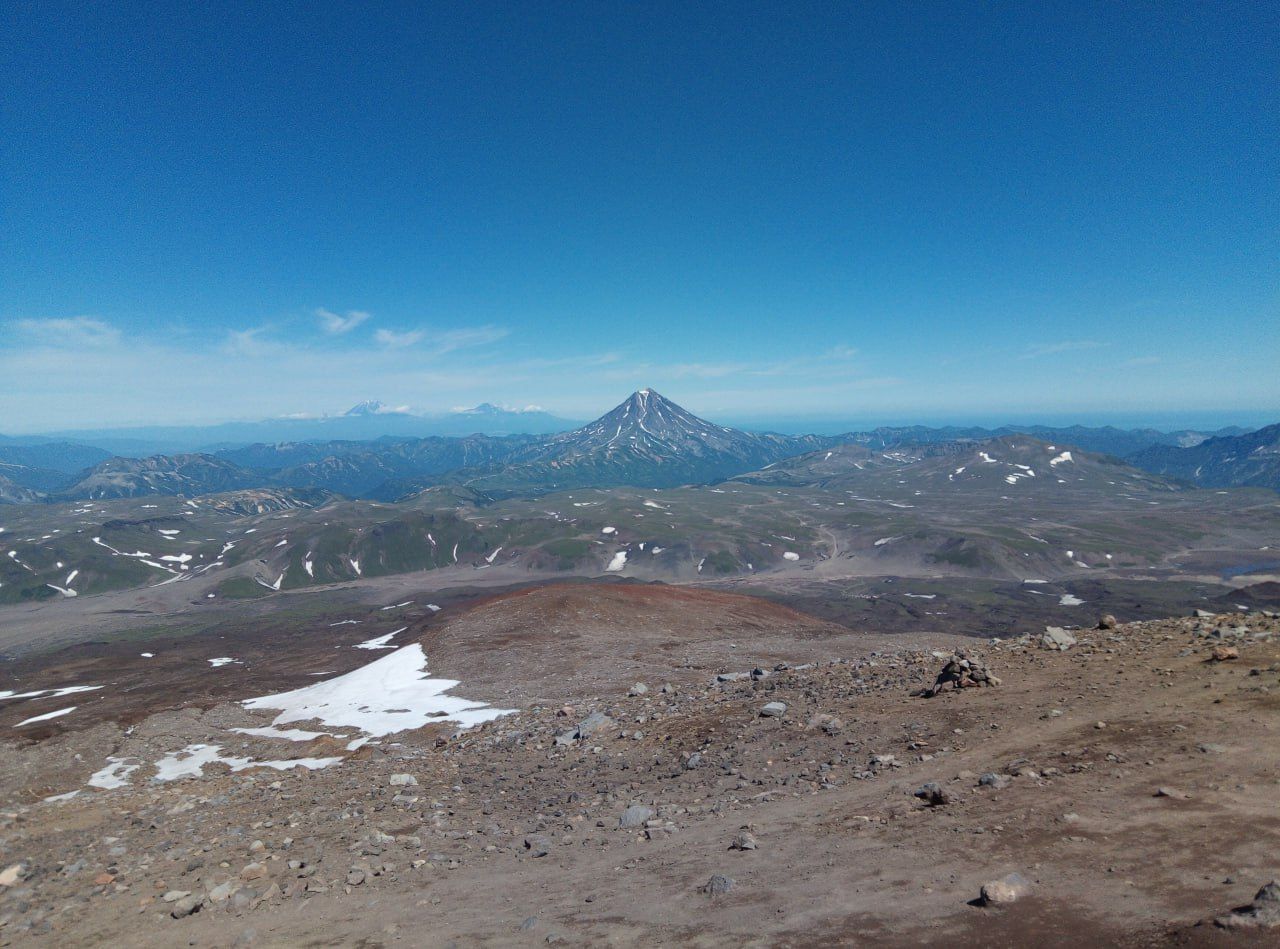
[600,526,616,535]
[1059,594,1085,606]
[606,551,628,572]
[207,657,239,668]
[88,757,141,789]
[782,551,800,561]
[0,685,101,703]
[15,706,77,727]
[152,743,342,781]
[979,452,998,463]
[904,593,936,599]
[355,627,407,650]
[230,725,333,742]
[242,643,512,737]
[1049,451,1074,467]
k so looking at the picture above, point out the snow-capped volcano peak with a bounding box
[552,389,749,458]
[344,400,411,417]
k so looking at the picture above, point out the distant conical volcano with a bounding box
[461,390,832,493]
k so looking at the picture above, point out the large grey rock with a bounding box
[1041,627,1077,650]
[701,874,735,896]
[759,702,787,718]
[576,711,615,738]
[913,782,951,806]
[619,805,654,829]
[523,834,552,857]
[1215,880,1280,929]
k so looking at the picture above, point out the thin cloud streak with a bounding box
[316,308,371,335]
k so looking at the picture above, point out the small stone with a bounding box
[346,868,366,886]
[0,864,23,887]
[628,682,648,696]
[208,881,236,903]
[170,894,202,918]
[389,773,418,787]
[759,702,787,718]
[1097,614,1118,630]
[239,862,267,882]
[1210,645,1239,662]
[981,872,1031,905]
[161,889,190,903]
[729,831,758,851]
[979,772,1011,790]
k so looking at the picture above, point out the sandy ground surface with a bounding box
[1,583,1278,946]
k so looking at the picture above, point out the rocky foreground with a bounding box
[2,609,1279,947]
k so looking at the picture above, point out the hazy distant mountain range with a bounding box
[0,392,1275,503]
[0,401,578,457]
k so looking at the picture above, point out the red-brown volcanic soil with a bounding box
[0,582,1277,947]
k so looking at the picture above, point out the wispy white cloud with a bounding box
[374,328,425,349]
[316,308,371,335]
[224,327,278,357]
[1020,340,1106,359]
[374,325,508,353]
[12,316,121,348]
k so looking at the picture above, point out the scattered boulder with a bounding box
[700,874,735,896]
[170,894,202,918]
[1215,881,1280,929]
[555,711,616,745]
[1209,645,1239,662]
[619,805,654,829]
[978,772,1011,790]
[628,682,648,696]
[913,782,951,806]
[523,834,552,857]
[759,702,787,718]
[1041,627,1077,651]
[729,830,758,851]
[389,773,418,787]
[1097,614,1118,630]
[980,872,1031,905]
[0,864,24,887]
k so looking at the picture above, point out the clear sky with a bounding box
[2,1,1276,432]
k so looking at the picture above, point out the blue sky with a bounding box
[2,2,1276,432]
